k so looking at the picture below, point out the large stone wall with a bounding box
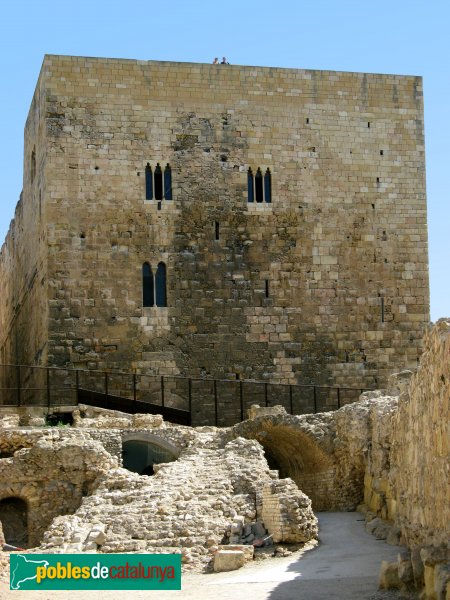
[363,320,449,599]
[0,67,48,371]
[0,55,429,392]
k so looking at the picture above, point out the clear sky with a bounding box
[0,0,448,321]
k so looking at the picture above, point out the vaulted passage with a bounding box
[0,497,28,547]
[241,423,336,510]
[122,439,177,476]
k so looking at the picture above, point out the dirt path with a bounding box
[0,512,414,599]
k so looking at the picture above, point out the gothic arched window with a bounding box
[142,263,154,307]
[155,262,167,307]
[255,167,263,203]
[154,163,163,201]
[264,168,272,203]
[145,163,153,200]
[247,167,254,202]
[164,164,172,200]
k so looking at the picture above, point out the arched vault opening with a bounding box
[121,434,179,476]
[246,423,335,510]
[0,497,28,548]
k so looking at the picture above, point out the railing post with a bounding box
[214,379,218,426]
[264,382,268,407]
[16,365,21,407]
[313,386,317,413]
[133,374,137,402]
[161,376,165,407]
[104,372,109,408]
[47,368,51,408]
[289,384,293,414]
[239,381,244,422]
[75,370,80,404]
[188,378,192,415]
[337,387,341,409]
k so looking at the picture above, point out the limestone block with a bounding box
[132,414,164,428]
[213,550,246,572]
[378,560,400,589]
[247,405,287,420]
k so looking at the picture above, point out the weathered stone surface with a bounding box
[0,56,429,396]
[213,550,246,572]
[378,560,400,590]
[247,405,287,420]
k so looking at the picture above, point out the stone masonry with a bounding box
[0,56,429,392]
[0,321,448,597]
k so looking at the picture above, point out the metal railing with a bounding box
[0,363,372,427]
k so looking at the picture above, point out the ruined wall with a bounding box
[1,54,427,389]
[0,435,117,547]
[363,320,449,598]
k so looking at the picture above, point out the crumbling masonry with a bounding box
[0,320,448,598]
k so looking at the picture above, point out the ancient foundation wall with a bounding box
[363,320,450,599]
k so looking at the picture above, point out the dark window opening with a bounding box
[142,263,154,307]
[265,279,269,298]
[306,118,310,124]
[155,262,167,307]
[376,177,380,183]
[380,150,384,155]
[381,297,385,323]
[215,221,220,240]
[30,148,36,183]
[145,163,153,200]
[264,168,272,203]
[367,122,371,128]
[255,168,263,203]
[154,163,163,200]
[247,168,254,202]
[164,164,172,200]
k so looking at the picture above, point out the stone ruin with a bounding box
[0,319,448,598]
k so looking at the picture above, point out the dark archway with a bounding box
[0,497,28,547]
[235,421,336,510]
[122,438,177,476]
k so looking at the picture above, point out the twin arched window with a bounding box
[145,163,172,201]
[248,167,271,203]
[142,262,167,307]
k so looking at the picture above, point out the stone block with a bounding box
[378,560,400,590]
[213,550,246,572]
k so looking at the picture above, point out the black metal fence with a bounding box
[0,363,371,427]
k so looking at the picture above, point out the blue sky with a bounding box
[0,0,448,321]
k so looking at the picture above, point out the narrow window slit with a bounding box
[255,168,263,203]
[154,163,163,200]
[265,279,269,298]
[215,221,220,240]
[164,164,172,200]
[142,263,154,307]
[145,163,153,200]
[264,168,272,203]
[247,168,254,202]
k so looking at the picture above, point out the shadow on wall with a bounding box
[246,424,336,510]
[0,497,28,548]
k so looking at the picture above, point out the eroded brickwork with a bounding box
[0,56,429,389]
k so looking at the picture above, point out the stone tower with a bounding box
[0,56,429,389]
